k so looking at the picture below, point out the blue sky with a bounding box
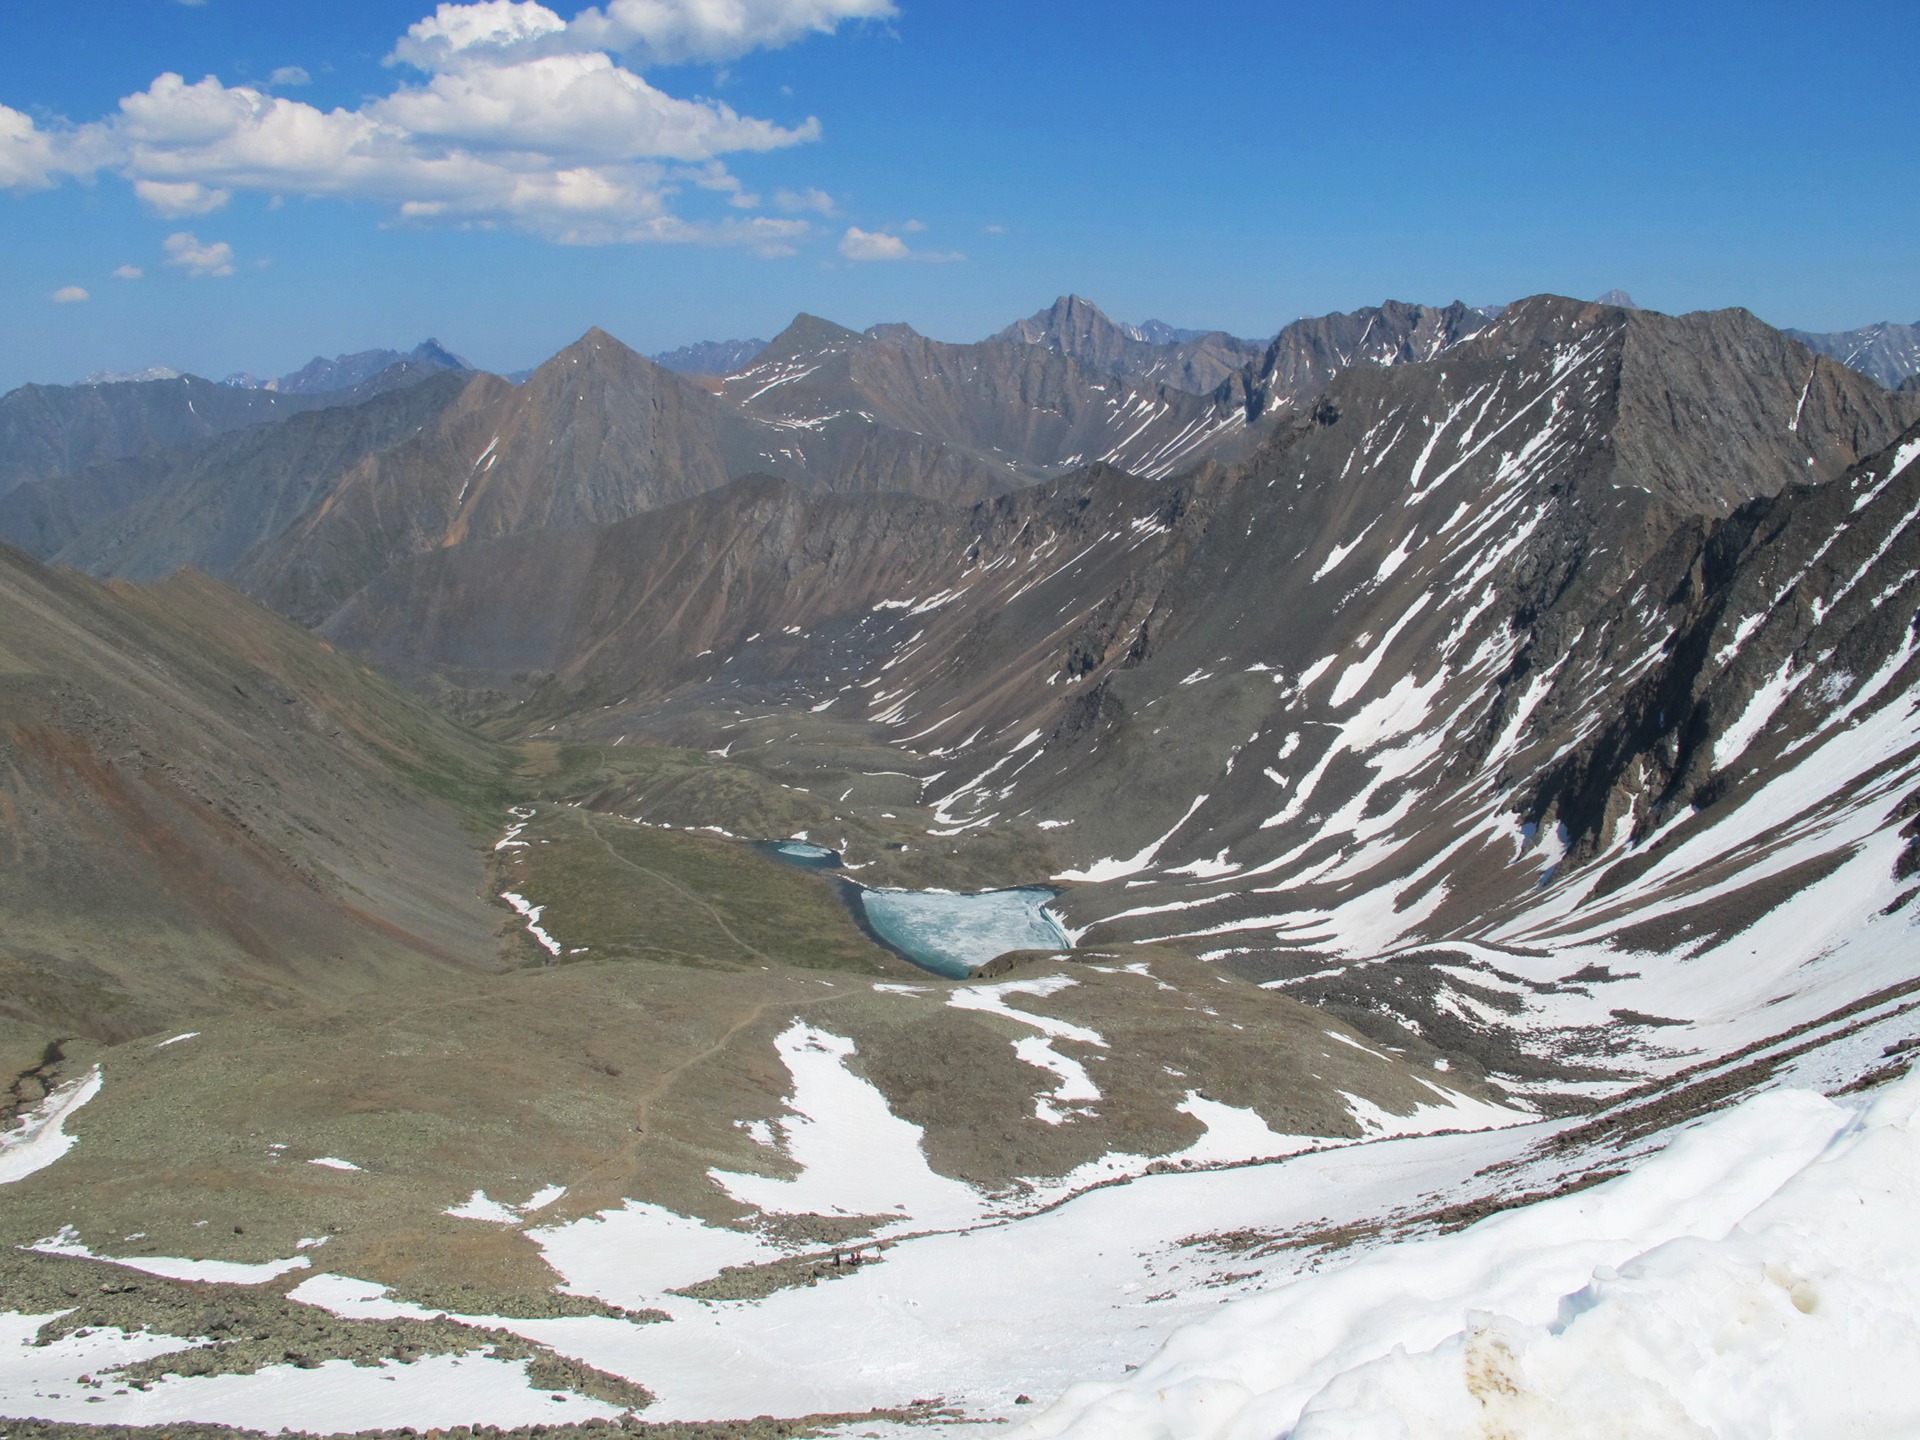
[2,0,1914,391]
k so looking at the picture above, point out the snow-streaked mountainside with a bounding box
[724,312,1264,486]
[1787,317,1920,390]
[4,290,1920,1436]
[336,296,1920,1101]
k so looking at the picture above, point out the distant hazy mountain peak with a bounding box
[993,295,1267,395]
[1594,289,1640,309]
[1785,317,1920,389]
[1134,319,1215,346]
[82,365,186,386]
[270,339,472,395]
[650,337,769,377]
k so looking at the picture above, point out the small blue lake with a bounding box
[756,839,844,870]
[752,838,1070,978]
[851,886,1071,980]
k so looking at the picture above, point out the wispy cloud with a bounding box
[0,1,894,248]
[774,186,836,215]
[164,231,236,277]
[267,66,312,88]
[135,179,230,216]
[112,264,144,279]
[49,285,89,304]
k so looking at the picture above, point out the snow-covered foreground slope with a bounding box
[6,973,1914,1433]
[1019,1069,1920,1440]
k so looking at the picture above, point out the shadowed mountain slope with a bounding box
[0,545,504,1047]
[0,377,363,498]
[325,469,1164,688]
[0,371,477,578]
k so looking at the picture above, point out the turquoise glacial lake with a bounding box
[852,886,1070,980]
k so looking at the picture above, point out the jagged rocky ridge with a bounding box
[650,337,769,376]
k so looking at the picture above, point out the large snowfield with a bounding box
[1017,1074,1920,1439]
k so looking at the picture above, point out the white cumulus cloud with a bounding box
[0,1,873,248]
[572,0,899,67]
[839,225,908,261]
[390,1,573,71]
[0,105,56,188]
[50,285,89,304]
[370,51,814,163]
[393,0,897,69]
[163,231,237,277]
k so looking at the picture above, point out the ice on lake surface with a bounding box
[776,841,835,861]
[856,887,1070,979]
[757,839,842,869]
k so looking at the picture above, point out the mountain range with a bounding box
[224,338,474,395]
[3,285,1919,1433]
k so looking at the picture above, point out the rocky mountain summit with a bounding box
[995,294,1267,394]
